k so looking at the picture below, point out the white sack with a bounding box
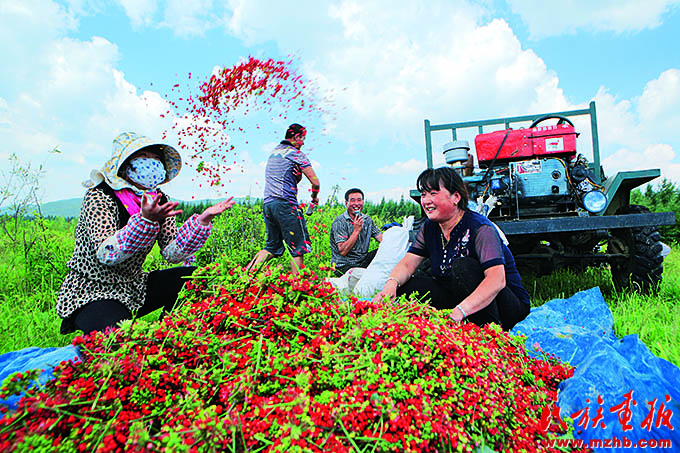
[327,272,350,292]
[353,216,414,297]
[327,267,367,293]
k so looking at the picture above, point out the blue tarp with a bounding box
[1,288,678,451]
[0,346,79,411]
[513,287,680,451]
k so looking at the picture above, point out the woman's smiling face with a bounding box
[420,184,461,223]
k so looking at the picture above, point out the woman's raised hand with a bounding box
[141,192,182,222]
[197,197,235,226]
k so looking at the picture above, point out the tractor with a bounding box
[411,101,676,291]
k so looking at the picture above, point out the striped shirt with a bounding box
[263,141,312,205]
[330,211,381,268]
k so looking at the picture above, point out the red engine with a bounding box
[475,123,578,165]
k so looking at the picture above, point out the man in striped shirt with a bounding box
[246,124,320,274]
[330,188,383,276]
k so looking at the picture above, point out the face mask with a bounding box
[125,157,166,189]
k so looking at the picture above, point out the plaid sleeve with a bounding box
[176,214,212,254]
[160,214,212,264]
[97,213,159,265]
[118,214,160,252]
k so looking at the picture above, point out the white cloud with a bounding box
[593,69,680,185]
[0,98,9,126]
[0,32,123,177]
[0,0,77,91]
[593,68,680,154]
[164,146,267,201]
[638,69,680,137]
[43,36,120,107]
[329,0,365,39]
[508,0,680,39]
[215,0,680,187]
[117,0,157,28]
[0,0,183,201]
[69,0,573,152]
[366,186,420,203]
[260,141,278,152]
[377,158,425,175]
[646,143,676,163]
[163,0,219,36]
[87,70,174,140]
[116,0,223,36]
[305,12,570,148]
[0,0,76,43]
[592,87,640,149]
[224,0,336,48]
[601,147,645,173]
[602,144,680,181]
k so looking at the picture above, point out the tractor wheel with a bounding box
[609,205,664,292]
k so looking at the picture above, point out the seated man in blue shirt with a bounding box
[329,188,382,276]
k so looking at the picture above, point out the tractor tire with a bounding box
[609,205,664,292]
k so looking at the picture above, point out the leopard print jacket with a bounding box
[56,186,181,326]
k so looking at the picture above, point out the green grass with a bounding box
[0,289,77,352]
[607,251,680,364]
[0,220,75,351]
[0,211,678,370]
[522,266,616,305]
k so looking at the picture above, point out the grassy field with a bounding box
[0,203,678,368]
[522,252,680,365]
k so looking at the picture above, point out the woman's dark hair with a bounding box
[416,167,469,210]
[285,123,306,139]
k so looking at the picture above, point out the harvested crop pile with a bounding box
[0,263,584,452]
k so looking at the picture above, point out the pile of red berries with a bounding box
[0,262,584,452]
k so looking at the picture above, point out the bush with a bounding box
[631,178,680,243]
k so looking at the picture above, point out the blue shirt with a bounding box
[408,210,530,305]
[263,141,312,205]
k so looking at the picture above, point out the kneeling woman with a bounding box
[57,132,235,335]
[372,167,530,330]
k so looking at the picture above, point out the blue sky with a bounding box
[1,0,679,203]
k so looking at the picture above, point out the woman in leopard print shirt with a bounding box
[56,132,234,334]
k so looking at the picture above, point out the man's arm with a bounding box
[301,166,320,203]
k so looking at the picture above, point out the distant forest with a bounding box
[175,196,422,224]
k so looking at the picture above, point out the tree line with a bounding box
[176,196,422,225]
[631,178,680,243]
